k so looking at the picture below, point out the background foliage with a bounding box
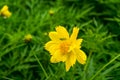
[0,0,120,80]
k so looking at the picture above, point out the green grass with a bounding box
[0,0,120,80]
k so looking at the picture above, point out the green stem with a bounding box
[83,51,92,80]
[84,51,92,71]
[90,54,120,80]
[34,53,48,78]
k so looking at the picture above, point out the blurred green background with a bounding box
[0,0,120,80]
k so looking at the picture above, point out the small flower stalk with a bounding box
[0,5,12,18]
[45,26,87,71]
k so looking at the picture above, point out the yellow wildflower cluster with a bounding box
[0,5,11,18]
[0,4,87,72]
[45,26,87,71]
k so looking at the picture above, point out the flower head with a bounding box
[24,34,32,42]
[45,26,87,71]
[49,10,54,15]
[0,5,11,18]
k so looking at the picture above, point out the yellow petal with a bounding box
[70,27,79,41]
[75,39,83,48]
[49,32,59,41]
[68,39,83,52]
[74,48,87,64]
[65,52,76,71]
[3,11,11,17]
[50,50,67,63]
[45,41,60,55]
[1,5,8,12]
[56,26,69,40]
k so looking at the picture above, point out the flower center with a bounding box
[60,40,71,54]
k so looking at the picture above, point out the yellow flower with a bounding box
[0,5,11,18]
[45,26,87,71]
[24,34,32,42]
[49,10,54,15]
